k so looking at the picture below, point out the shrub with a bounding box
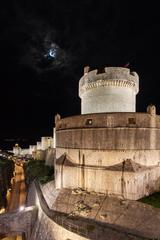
[24,160,54,185]
[0,157,14,209]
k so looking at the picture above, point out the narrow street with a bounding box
[3,163,26,240]
[7,164,26,212]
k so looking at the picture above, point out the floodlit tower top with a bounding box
[79,67,139,114]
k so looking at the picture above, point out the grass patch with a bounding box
[86,224,95,232]
[138,192,160,208]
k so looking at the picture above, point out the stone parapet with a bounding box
[79,67,139,97]
[55,113,160,130]
[55,113,160,150]
[0,206,38,239]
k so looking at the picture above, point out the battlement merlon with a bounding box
[79,67,139,97]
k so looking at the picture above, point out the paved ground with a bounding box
[41,182,160,239]
[7,164,26,212]
[2,164,26,240]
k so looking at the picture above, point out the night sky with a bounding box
[0,0,160,149]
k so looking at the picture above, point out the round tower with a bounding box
[79,67,139,114]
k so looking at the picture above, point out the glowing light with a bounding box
[0,208,5,214]
[44,48,57,59]
[19,205,25,211]
[49,48,56,58]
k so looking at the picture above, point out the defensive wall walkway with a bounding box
[0,181,156,240]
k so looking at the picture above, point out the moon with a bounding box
[49,48,56,58]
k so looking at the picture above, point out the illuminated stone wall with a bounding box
[56,113,160,150]
[29,145,37,155]
[79,67,139,114]
[33,148,55,166]
[55,161,160,200]
[33,150,46,161]
[54,66,160,200]
[41,137,53,150]
[56,148,160,167]
[37,142,42,150]
[55,110,160,200]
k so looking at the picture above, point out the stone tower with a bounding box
[79,67,139,114]
[55,66,160,200]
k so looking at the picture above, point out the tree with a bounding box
[0,156,14,209]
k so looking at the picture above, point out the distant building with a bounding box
[13,143,21,156]
[29,145,37,155]
[41,137,53,150]
[37,142,42,150]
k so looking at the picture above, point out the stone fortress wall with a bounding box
[79,67,139,114]
[55,66,160,200]
[55,109,160,200]
[7,66,160,238]
[56,112,160,150]
[55,108,160,169]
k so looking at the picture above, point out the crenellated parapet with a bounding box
[79,67,139,114]
[79,67,139,97]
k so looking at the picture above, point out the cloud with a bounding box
[20,32,71,74]
[1,0,133,76]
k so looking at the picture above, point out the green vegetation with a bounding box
[86,224,95,232]
[0,156,14,209]
[138,192,160,208]
[24,160,54,185]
